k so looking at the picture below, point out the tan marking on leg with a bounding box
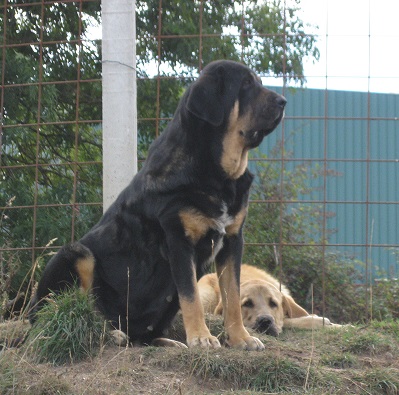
[179,263,220,348]
[75,256,95,292]
[221,101,252,179]
[180,296,220,348]
[179,208,214,243]
[217,259,264,350]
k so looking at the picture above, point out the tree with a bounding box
[1,1,319,299]
[1,2,103,299]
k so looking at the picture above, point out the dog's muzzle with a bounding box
[253,314,279,337]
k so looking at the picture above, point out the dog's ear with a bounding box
[282,294,309,318]
[185,66,225,126]
[282,295,292,318]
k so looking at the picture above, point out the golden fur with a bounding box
[198,264,341,336]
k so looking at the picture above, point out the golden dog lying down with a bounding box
[198,264,341,336]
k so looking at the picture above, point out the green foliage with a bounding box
[136,0,319,81]
[25,288,107,365]
[372,279,399,320]
[1,3,103,297]
[369,320,399,339]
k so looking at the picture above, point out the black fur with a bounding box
[30,60,286,346]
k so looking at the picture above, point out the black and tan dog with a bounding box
[199,264,341,337]
[29,60,286,350]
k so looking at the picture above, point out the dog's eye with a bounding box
[242,299,254,308]
[269,299,278,309]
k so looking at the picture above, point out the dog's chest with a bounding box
[189,202,236,267]
[210,202,233,252]
[213,202,234,235]
[179,179,250,264]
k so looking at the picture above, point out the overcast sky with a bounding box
[298,0,399,94]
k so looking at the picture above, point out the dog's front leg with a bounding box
[216,235,265,351]
[167,235,221,348]
[178,267,221,348]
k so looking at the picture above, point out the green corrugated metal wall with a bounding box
[254,87,399,279]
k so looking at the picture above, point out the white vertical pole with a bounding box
[102,0,137,212]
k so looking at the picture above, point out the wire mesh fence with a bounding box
[1,0,398,322]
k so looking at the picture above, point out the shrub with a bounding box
[372,278,399,321]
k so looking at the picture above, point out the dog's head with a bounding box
[185,60,286,179]
[240,279,291,337]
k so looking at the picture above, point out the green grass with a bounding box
[342,329,395,355]
[354,369,399,395]
[0,356,16,394]
[24,288,108,365]
[369,320,399,338]
[144,322,399,394]
[320,352,358,369]
[150,346,317,393]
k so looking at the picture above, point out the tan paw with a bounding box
[227,335,265,351]
[187,335,221,348]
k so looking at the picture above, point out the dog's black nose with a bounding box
[254,315,278,336]
[256,315,273,328]
[276,95,287,108]
[253,315,278,337]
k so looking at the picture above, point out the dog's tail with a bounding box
[29,242,95,324]
[1,243,95,352]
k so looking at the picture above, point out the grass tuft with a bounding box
[250,358,309,392]
[369,320,399,339]
[342,329,394,355]
[0,356,17,394]
[152,347,312,393]
[354,369,399,395]
[320,352,358,369]
[24,288,107,365]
